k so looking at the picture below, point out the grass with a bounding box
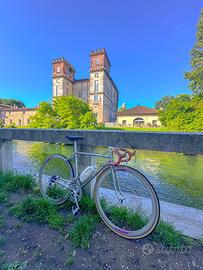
[0,171,35,193]
[68,214,99,248]
[0,236,6,246]
[2,260,28,270]
[0,171,195,249]
[151,220,193,248]
[10,196,65,231]
[101,126,171,132]
[109,206,147,230]
[0,171,36,205]
[100,198,193,248]
[66,255,74,266]
[79,194,98,215]
[0,190,9,204]
[0,216,5,228]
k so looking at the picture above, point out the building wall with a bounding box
[89,71,104,123]
[53,76,74,97]
[88,49,118,123]
[73,80,89,103]
[117,115,161,127]
[103,72,118,122]
[1,109,36,126]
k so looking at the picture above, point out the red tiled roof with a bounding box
[117,106,158,116]
[0,104,12,109]
[0,107,36,112]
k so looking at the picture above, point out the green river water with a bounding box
[12,141,203,210]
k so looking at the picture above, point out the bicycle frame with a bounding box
[67,141,113,189]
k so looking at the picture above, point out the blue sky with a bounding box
[0,0,202,108]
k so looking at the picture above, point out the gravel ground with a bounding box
[0,202,203,270]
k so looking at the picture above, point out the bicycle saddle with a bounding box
[65,135,84,142]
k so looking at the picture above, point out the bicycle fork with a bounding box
[111,167,125,203]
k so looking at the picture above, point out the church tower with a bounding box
[52,57,75,97]
[89,48,111,123]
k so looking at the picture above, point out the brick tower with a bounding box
[89,48,118,123]
[52,57,75,97]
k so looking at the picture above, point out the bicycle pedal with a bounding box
[72,206,80,216]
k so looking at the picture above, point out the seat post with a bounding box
[74,141,79,177]
[73,141,77,153]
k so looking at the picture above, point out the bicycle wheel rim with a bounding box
[94,165,160,239]
[39,154,74,204]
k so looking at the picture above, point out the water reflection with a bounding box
[12,141,203,210]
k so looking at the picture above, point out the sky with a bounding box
[0,0,202,109]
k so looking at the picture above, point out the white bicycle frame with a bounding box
[67,141,125,202]
[68,141,112,188]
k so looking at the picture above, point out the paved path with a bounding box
[100,188,203,239]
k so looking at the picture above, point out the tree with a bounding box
[29,96,97,129]
[80,111,97,129]
[0,120,4,128]
[29,101,56,128]
[155,96,174,110]
[159,94,203,131]
[118,103,126,112]
[53,96,93,129]
[185,9,203,96]
[0,98,25,107]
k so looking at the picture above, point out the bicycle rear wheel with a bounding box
[94,165,160,239]
[39,154,74,204]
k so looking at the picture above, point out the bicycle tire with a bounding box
[39,154,74,204]
[94,165,160,239]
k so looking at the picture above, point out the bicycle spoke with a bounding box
[39,154,74,204]
[95,165,160,239]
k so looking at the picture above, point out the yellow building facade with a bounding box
[117,106,161,127]
[0,106,36,126]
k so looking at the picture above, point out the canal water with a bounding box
[12,141,203,210]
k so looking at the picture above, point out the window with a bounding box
[94,95,99,102]
[27,119,30,125]
[95,59,99,65]
[10,119,12,124]
[57,66,61,73]
[152,120,158,127]
[133,117,144,127]
[56,85,59,96]
[94,80,99,93]
[93,112,98,119]
[122,120,127,126]
[18,119,22,126]
[95,73,99,78]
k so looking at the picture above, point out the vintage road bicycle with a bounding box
[39,135,160,239]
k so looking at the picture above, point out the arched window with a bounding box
[94,80,99,93]
[133,117,144,127]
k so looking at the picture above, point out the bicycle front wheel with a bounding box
[39,154,74,204]
[94,165,160,239]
